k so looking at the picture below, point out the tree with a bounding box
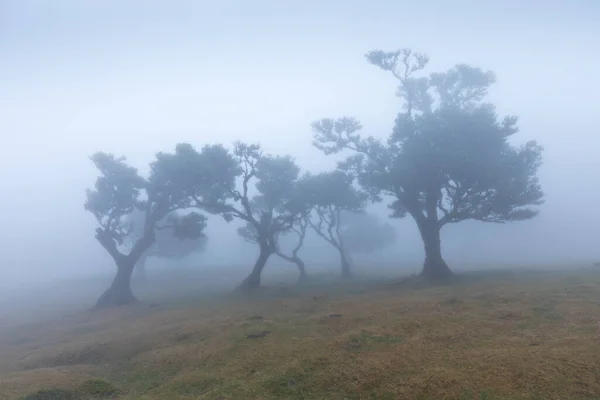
[215,143,308,291]
[85,143,234,308]
[274,216,310,282]
[312,48,544,281]
[340,211,397,259]
[123,210,208,281]
[298,171,367,279]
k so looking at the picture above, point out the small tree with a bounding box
[85,143,234,308]
[312,48,544,280]
[123,210,208,281]
[340,212,397,262]
[299,171,367,279]
[274,216,310,282]
[211,143,307,291]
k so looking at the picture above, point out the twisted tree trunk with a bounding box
[416,218,453,281]
[238,243,272,292]
[277,251,309,283]
[95,259,137,308]
[94,228,155,309]
[295,257,309,283]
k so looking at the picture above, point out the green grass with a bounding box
[2,268,600,399]
[19,379,118,400]
[21,389,76,400]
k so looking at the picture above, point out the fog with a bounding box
[1,0,599,300]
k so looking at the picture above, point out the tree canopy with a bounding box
[85,144,233,308]
[312,48,544,280]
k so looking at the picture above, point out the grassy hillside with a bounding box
[2,268,600,399]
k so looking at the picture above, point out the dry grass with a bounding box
[2,269,600,399]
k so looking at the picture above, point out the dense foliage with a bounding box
[312,48,544,279]
[85,144,235,307]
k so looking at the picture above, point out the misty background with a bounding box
[1,1,599,294]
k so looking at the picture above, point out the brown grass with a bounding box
[2,269,600,399]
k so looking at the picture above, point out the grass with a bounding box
[2,268,600,399]
[18,378,118,400]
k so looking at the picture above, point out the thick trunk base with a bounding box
[236,248,271,293]
[416,216,453,282]
[95,287,138,309]
[420,256,453,282]
[296,270,309,284]
[95,264,136,309]
[237,272,262,293]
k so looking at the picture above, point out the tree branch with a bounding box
[308,207,340,249]
[95,228,126,264]
[275,250,295,263]
[292,217,308,257]
[128,232,155,263]
[191,194,256,226]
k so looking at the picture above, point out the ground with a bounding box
[1,268,600,399]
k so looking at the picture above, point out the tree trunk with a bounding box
[95,260,137,309]
[340,251,352,280]
[417,219,453,281]
[345,252,355,269]
[135,254,148,282]
[277,251,309,283]
[294,257,309,283]
[237,245,272,292]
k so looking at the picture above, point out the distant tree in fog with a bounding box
[313,48,544,281]
[297,170,367,279]
[84,143,233,308]
[123,210,208,281]
[340,212,397,260]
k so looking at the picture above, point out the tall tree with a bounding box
[298,171,367,279]
[209,143,307,291]
[85,143,234,308]
[123,210,208,281]
[312,48,544,280]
